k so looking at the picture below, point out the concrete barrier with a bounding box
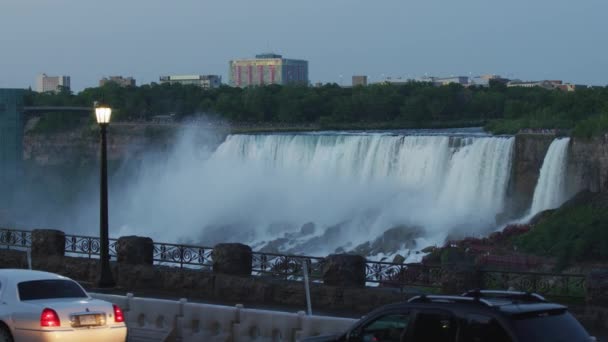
[90,292,132,311]
[295,314,356,341]
[233,307,301,341]
[89,293,357,342]
[178,302,238,342]
[126,297,182,341]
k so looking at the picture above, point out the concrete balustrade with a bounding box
[89,293,358,342]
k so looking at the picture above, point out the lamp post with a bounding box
[95,103,115,288]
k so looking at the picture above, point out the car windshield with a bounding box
[18,279,88,301]
[512,310,590,342]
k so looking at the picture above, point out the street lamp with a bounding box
[95,103,115,288]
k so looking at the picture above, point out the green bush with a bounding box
[514,193,608,268]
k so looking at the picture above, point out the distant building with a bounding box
[507,80,562,90]
[159,75,222,89]
[470,74,510,87]
[99,76,136,87]
[229,53,308,87]
[380,77,412,86]
[432,76,469,86]
[352,75,368,87]
[36,74,70,93]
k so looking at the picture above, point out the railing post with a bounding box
[31,229,65,259]
[322,254,366,287]
[212,243,252,276]
[116,236,154,265]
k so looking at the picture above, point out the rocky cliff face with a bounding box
[22,123,184,165]
[569,136,608,193]
[506,134,555,217]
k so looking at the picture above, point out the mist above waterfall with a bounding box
[94,128,516,258]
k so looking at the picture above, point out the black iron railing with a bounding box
[252,252,325,281]
[365,261,444,288]
[64,234,118,260]
[0,228,31,250]
[0,228,587,298]
[153,242,213,268]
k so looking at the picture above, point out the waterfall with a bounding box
[111,131,516,257]
[529,138,571,216]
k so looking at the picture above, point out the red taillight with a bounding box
[113,304,124,323]
[40,308,60,327]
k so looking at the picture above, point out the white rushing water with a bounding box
[107,131,516,258]
[528,138,571,216]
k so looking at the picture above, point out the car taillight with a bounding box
[40,308,61,327]
[113,304,124,323]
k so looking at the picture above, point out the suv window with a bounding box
[461,314,511,342]
[18,279,87,300]
[359,313,410,342]
[512,310,590,341]
[411,311,457,342]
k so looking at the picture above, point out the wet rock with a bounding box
[351,225,422,256]
[300,222,316,236]
[392,254,405,264]
[258,238,289,254]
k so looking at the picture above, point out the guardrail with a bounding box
[0,228,586,298]
[89,292,357,342]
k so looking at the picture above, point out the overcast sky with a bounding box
[1,0,607,91]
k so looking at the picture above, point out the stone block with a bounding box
[31,229,65,258]
[322,254,366,287]
[586,269,608,305]
[116,235,153,265]
[212,243,252,276]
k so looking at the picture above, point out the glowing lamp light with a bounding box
[95,105,112,124]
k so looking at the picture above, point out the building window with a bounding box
[0,103,6,113]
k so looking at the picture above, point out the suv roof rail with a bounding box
[408,294,493,307]
[461,289,547,303]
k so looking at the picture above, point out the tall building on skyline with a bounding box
[99,76,136,87]
[36,74,70,93]
[159,75,221,89]
[229,53,308,87]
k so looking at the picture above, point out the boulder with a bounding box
[212,243,252,276]
[323,254,366,287]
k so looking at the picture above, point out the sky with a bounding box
[1,0,607,91]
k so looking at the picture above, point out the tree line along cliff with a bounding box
[25,81,608,137]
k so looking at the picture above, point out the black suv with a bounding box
[302,290,596,342]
